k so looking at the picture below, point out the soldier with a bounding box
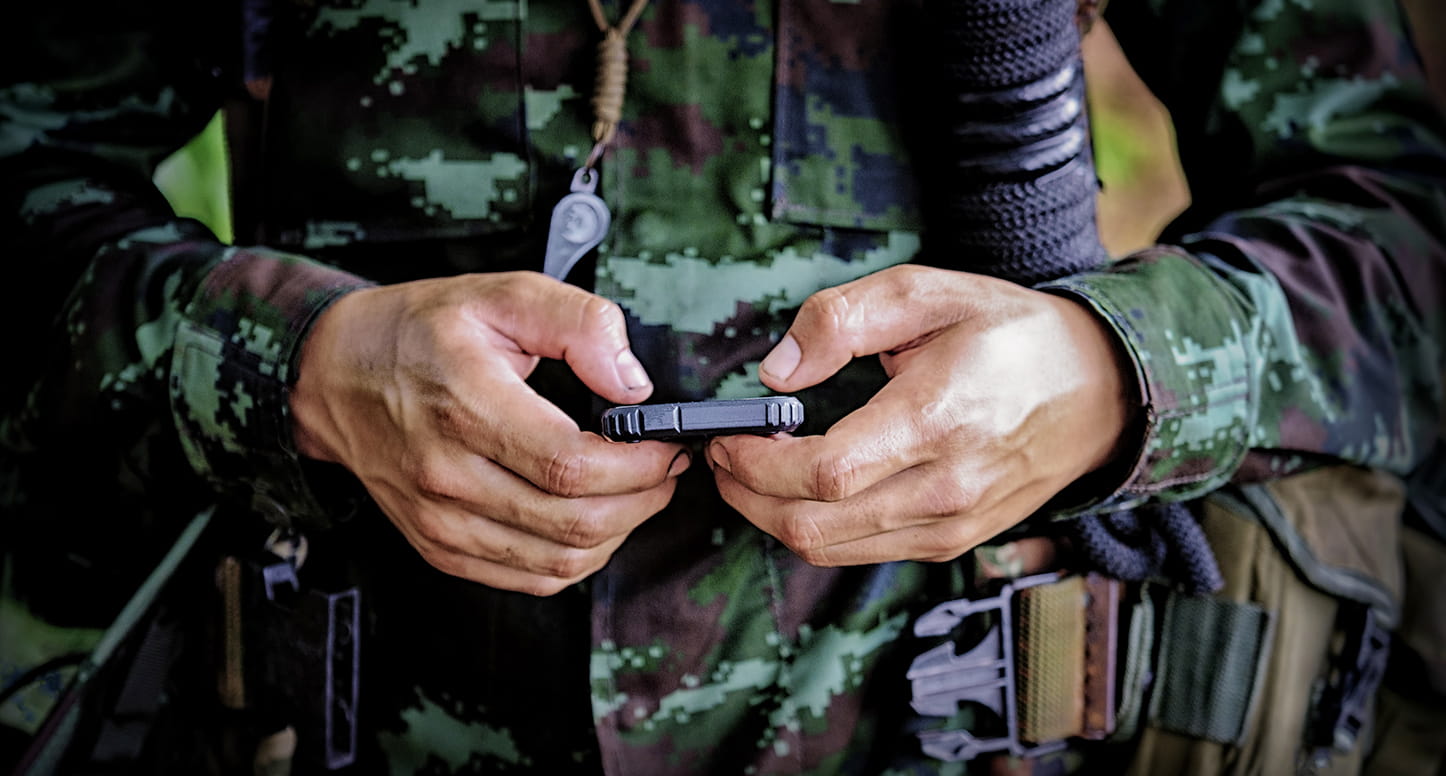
[1,0,1443,774]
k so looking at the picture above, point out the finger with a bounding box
[483,410,690,499]
[429,368,691,498]
[477,273,655,404]
[430,553,593,597]
[758,265,989,392]
[707,378,943,501]
[713,458,998,551]
[813,487,1049,566]
[370,481,629,597]
[403,446,684,546]
[715,462,1052,566]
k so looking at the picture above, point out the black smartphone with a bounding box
[600,396,804,443]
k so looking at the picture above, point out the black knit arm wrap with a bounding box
[930,0,1109,286]
[927,0,1223,595]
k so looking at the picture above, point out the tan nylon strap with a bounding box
[1016,573,1123,743]
[1018,577,1088,742]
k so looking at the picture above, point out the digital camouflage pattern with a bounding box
[1,0,1443,773]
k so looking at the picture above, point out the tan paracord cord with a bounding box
[585,0,650,168]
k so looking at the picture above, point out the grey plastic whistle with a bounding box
[543,167,611,281]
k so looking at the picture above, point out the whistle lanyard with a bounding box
[542,0,651,282]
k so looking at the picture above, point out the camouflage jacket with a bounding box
[2,0,1443,773]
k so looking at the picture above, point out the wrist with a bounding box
[1036,288,1148,516]
[289,286,369,463]
[1057,293,1142,471]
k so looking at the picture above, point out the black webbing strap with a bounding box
[1147,594,1273,744]
[84,616,181,768]
[10,510,212,776]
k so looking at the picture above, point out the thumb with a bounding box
[483,273,654,405]
[758,265,971,392]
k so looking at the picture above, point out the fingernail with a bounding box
[616,350,651,391]
[708,442,731,473]
[668,450,691,477]
[760,334,801,382]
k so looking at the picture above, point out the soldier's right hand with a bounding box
[288,272,690,595]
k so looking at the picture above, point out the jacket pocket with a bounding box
[260,0,534,249]
[770,0,929,233]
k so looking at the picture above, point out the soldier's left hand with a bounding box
[706,264,1138,565]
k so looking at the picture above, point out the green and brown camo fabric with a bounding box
[1,0,1443,773]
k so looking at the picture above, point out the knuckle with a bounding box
[888,263,929,296]
[470,274,527,323]
[926,477,979,518]
[541,547,594,580]
[421,303,473,346]
[491,271,532,298]
[412,523,444,550]
[557,510,611,549]
[800,286,851,337]
[543,448,592,498]
[808,453,857,502]
[578,295,626,339]
[776,512,827,555]
[409,459,458,501]
[407,510,452,547]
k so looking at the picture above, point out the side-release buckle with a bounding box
[225,527,360,771]
[908,573,1057,761]
[907,572,1121,762]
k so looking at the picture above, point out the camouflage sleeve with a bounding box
[2,5,371,528]
[1040,0,1446,508]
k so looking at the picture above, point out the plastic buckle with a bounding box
[261,528,307,602]
[261,560,300,601]
[907,572,1070,762]
[1311,604,1390,757]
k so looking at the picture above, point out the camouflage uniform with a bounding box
[1,0,1443,774]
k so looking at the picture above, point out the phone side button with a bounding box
[639,403,681,436]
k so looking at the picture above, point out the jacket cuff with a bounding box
[1038,247,1254,508]
[170,247,372,531]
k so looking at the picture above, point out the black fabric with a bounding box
[1068,503,1226,595]
[87,618,178,766]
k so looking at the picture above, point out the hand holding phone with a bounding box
[601,396,804,443]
